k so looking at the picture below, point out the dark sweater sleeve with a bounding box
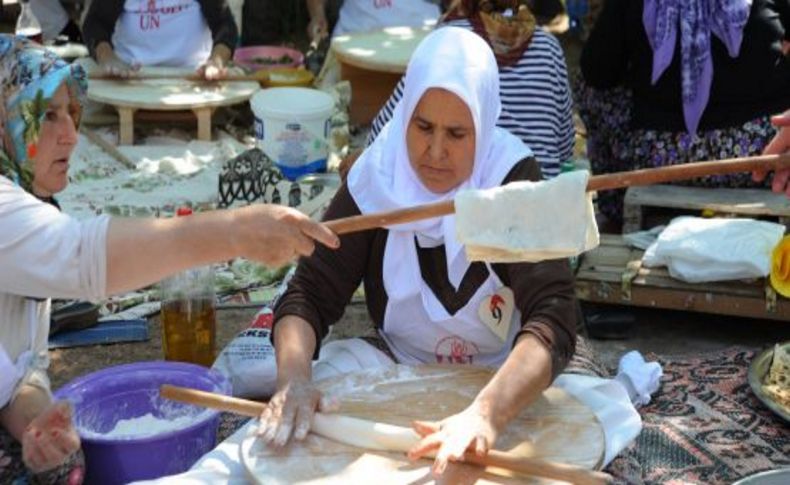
[82,0,125,59]
[272,184,373,358]
[580,0,630,88]
[492,159,579,378]
[777,0,790,40]
[197,0,238,52]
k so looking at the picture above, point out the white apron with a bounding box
[0,300,40,409]
[333,0,440,37]
[112,0,213,69]
[380,233,520,367]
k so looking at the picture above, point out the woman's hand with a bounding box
[408,401,500,476]
[197,44,232,81]
[257,377,336,447]
[196,56,227,81]
[230,204,340,268]
[21,401,81,473]
[95,42,140,78]
[754,112,790,197]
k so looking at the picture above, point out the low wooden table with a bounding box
[86,67,259,145]
[622,185,790,233]
[332,24,433,125]
[575,234,790,322]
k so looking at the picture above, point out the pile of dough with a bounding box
[763,343,790,413]
[455,170,599,263]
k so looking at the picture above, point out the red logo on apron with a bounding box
[434,336,479,364]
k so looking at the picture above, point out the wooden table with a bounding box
[86,67,259,145]
[332,24,433,125]
[576,234,790,321]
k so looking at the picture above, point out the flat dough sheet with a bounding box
[241,365,604,484]
[455,171,599,263]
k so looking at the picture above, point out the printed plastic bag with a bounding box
[212,307,276,398]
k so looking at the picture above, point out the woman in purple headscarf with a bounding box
[576,0,790,226]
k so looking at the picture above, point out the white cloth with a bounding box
[333,0,440,37]
[113,0,213,69]
[0,177,109,408]
[132,339,641,483]
[614,351,663,408]
[29,0,69,42]
[347,28,532,367]
[553,374,642,467]
[642,216,786,283]
[455,170,599,263]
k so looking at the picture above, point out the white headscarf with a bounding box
[347,27,532,302]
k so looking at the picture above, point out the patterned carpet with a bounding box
[217,347,790,484]
[606,347,790,485]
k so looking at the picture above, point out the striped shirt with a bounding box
[367,21,575,179]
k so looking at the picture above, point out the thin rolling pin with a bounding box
[89,71,269,83]
[325,152,790,235]
[160,384,611,485]
[81,128,137,170]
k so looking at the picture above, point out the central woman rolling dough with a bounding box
[262,26,580,476]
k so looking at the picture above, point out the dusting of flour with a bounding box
[99,413,197,439]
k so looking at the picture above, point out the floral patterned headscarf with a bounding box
[442,0,537,67]
[0,35,87,193]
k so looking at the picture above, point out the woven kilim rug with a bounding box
[606,347,790,484]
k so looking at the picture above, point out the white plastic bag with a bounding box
[642,217,786,283]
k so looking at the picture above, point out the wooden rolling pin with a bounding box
[160,384,612,485]
[325,152,790,235]
[89,70,269,83]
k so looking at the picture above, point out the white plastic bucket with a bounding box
[250,87,335,181]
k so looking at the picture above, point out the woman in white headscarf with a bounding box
[265,26,580,474]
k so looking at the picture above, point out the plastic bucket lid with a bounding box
[54,361,231,485]
[250,87,334,120]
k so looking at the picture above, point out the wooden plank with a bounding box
[575,269,764,298]
[624,185,790,216]
[576,280,790,322]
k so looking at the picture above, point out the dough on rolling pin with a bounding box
[455,170,599,263]
[311,413,420,452]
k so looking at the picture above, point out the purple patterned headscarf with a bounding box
[643,0,752,134]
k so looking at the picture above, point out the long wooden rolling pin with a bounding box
[325,152,790,235]
[160,384,612,485]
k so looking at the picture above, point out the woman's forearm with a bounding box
[473,332,553,431]
[210,43,232,64]
[105,212,236,295]
[274,315,317,386]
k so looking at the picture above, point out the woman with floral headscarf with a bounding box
[0,36,340,483]
[576,0,790,226]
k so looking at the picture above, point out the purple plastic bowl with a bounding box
[53,361,231,485]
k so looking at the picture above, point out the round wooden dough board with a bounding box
[86,66,259,110]
[241,365,604,484]
[331,24,434,74]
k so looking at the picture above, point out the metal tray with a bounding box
[748,342,790,423]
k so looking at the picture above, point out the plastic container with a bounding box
[265,67,315,88]
[233,45,304,71]
[53,361,231,485]
[16,0,43,43]
[250,87,335,180]
[160,207,217,366]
